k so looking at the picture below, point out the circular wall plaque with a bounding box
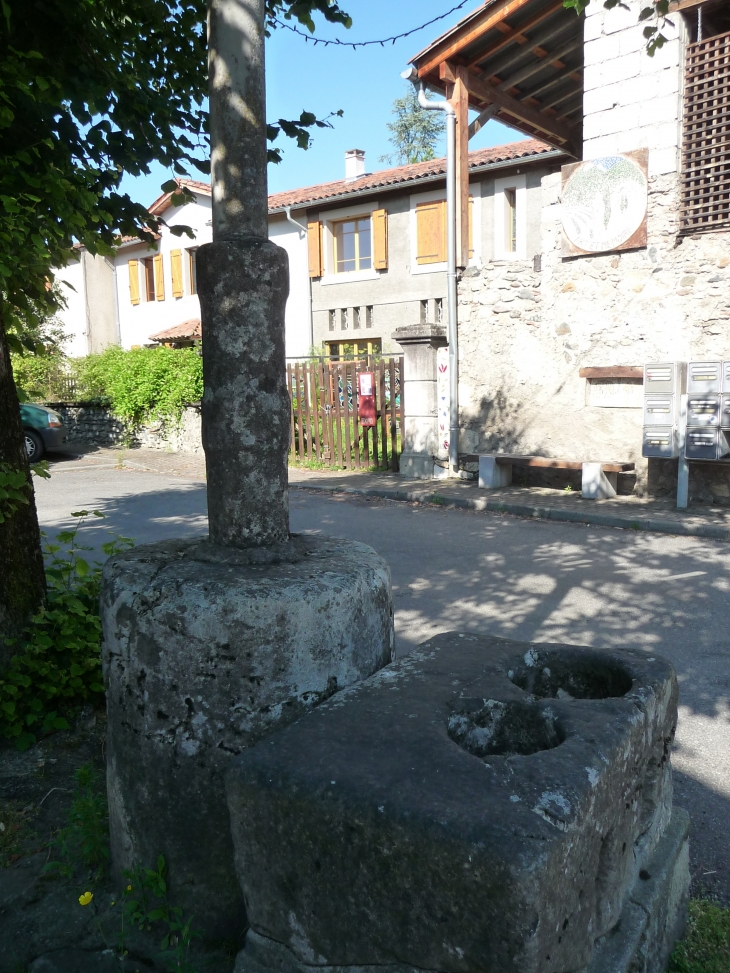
[562,154,648,254]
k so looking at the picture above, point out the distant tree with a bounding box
[380,85,445,166]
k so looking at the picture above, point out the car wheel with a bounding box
[24,429,44,461]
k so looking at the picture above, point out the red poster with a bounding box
[358,372,376,427]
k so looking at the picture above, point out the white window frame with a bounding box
[321,201,379,285]
[493,173,526,262]
[409,183,481,275]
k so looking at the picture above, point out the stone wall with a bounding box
[47,403,203,453]
[456,170,730,501]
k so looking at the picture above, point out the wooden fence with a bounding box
[287,357,403,470]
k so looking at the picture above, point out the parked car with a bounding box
[20,403,67,461]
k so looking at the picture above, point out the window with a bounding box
[493,175,526,260]
[188,248,198,294]
[143,258,155,302]
[333,217,372,273]
[504,189,517,253]
[680,25,730,234]
[325,338,381,359]
[415,197,475,266]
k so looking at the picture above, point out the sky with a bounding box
[120,0,528,209]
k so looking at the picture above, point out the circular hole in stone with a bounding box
[448,699,564,758]
[508,648,633,700]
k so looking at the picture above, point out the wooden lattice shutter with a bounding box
[153,253,165,301]
[308,221,324,277]
[416,200,446,264]
[128,259,140,305]
[170,250,183,298]
[681,29,730,235]
[372,208,388,270]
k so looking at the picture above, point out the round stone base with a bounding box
[100,534,394,943]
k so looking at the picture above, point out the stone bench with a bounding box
[472,454,636,499]
[226,633,688,973]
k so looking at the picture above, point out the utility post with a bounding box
[440,61,471,269]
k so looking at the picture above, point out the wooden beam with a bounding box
[467,0,565,70]
[579,367,644,380]
[416,0,535,78]
[461,69,577,151]
[497,35,584,92]
[540,85,583,112]
[469,104,499,140]
[483,17,577,83]
[441,62,471,269]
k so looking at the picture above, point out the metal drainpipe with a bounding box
[284,205,314,352]
[407,76,459,476]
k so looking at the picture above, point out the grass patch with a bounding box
[669,899,730,972]
[0,800,37,867]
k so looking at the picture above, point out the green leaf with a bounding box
[75,558,90,577]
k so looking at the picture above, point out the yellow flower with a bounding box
[126,884,132,891]
[79,891,94,906]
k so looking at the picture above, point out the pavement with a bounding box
[34,445,730,904]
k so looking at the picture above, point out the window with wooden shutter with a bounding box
[143,258,155,302]
[153,253,165,300]
[372,208,388,270]
[681,29,730,235]
[416,200,446,265]
[170,250,183,298]
[188,248,198,294]
[128,259,140,305]
[308,220,324,277]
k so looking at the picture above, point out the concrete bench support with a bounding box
[582,462,618,499]
[478,455,512,489]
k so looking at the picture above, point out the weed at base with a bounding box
[669,899,730,972]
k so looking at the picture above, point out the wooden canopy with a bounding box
[410,0,584,157]
[409,0,583,266]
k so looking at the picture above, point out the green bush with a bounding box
[75,346,203,425]
[0,512,132,751]
[669,899,730,972]
[12,352,74,402]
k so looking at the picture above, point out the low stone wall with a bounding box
[46,403,203,454]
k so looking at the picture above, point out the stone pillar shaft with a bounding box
[201,0,290,546]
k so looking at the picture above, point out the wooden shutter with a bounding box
[680,29,730,234]
[416,200,446,264]
[153,253,165,301]
[372,208,388,270]
[128,259,140,305]
[170,249,183,298]
[307,220,323,277]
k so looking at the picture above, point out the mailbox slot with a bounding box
[644,362,686,395]
[722,395,730,429]
[687,361,722,394]
[685,428,729,461]
[687,394,720,427]
[642,426,678,459]
[643,394,675,426]
[723,361,730,393]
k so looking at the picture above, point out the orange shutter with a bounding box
[372,208,388,270]
[307,220,323,277]
[128,259,140,305]
[170,249,183,298]
[416,200,446,264]
[153,253,165,300]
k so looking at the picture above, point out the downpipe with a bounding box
[406,75,459,476]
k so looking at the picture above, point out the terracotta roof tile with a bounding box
[149,318,202,342]
[267,139,557,211]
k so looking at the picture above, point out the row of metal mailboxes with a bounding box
[645,361,730,395]
[644,394,730,428]
[643,427,730,460]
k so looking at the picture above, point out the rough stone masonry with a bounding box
[101,0,394,943]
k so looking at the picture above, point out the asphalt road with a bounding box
[35,458,730,903]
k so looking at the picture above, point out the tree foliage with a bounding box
[564,0,673,56]
[381,85,445,167]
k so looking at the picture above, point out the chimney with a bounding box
[345,149,366,182]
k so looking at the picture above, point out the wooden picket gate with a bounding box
[287,357,404,470]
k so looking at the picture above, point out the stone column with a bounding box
[102,0,395,950]
[393,323,447,479]
[199,0,289,547]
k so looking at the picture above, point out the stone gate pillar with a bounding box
[393,323,447,479]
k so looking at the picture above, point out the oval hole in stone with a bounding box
[509,649,632,700]
[448,699,564,758]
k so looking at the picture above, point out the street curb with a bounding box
[290,483,730,542]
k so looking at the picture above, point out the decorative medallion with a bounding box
[561,149,648,256]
